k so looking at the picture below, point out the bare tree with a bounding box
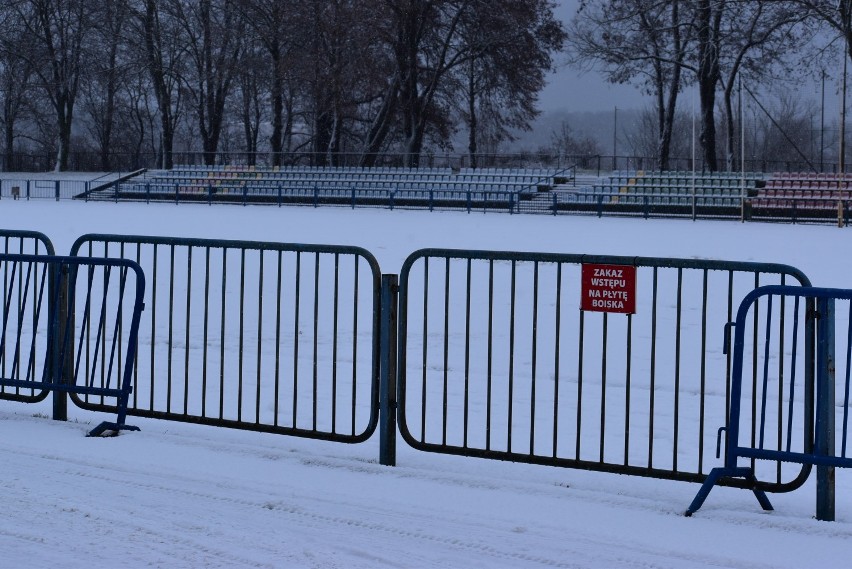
[234,0,300,165]
[454,0,566,167]
[80,0,131,170]
[167,0,243,166]
[131,0,185,169]
[569,0,694,170]
[6,0,92,170]
[0,24,35,169]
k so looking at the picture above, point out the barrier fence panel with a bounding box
[398,249,813,490]
[687,286,852,518]
[70,235,382,443]
[0,254,145,435]
[0,230,55,405]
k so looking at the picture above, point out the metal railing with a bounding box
[69,234,382,443]
[0,230,55,404]
[687,286,852,520]
[0,253,145,435]
[397,249,813,491]
[5,228,838,508]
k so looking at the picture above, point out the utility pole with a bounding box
[613,106,618,170]
[821,70,825,172]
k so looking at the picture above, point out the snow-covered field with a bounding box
[2,197,852,568]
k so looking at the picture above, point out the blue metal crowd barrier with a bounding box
[687,285,852,520]
[0,254,145,436]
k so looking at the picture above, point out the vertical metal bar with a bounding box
[219,248,227,420]
[274,251,283,426]
[238,249,246,422]
[184,247,192,416]
[463,258,471,448]
[698,270,709,473]
[150,244,158,411]
[442,257,450,446]
[725,271,734,426]
[201,247,211,417]
[379,274,399,467]
[758,295,774,449]
[530,261,539,455]
[816,296,835,522]
[599,312,608,462]
[786,296,801,453]
[843,300,852,457]
[750,273,761,470]
[673,269,683,471]
[256,251,264,424]
[624,312,633,466]
[507,260,516,453]
[576,309,585,460]
[331,254,340,434]
[553,263,562,459]
[486,259,494,451]
[648,268,658,467]
[777,279,787,483]
[351,257,359,436]
[293,251,301,428]
[133,243,142,408]
[53,262,69,420]
[420,258,429,443]
[166,245,175,412]
[312,253,320,431]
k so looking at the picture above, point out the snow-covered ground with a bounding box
[2,198,852,568]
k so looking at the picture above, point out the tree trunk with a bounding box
[697,0,720,172]
[467,62,478,169]
[360,76,399,167]
[270,49,284,166]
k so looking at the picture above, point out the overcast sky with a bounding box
[538,0,644,113]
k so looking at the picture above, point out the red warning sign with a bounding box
[581,264,637,314]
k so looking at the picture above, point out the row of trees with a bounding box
[568,0,852,172]
[0,0,565,171]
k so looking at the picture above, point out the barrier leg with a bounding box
[685,467,773,516]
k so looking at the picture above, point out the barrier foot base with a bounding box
[87,421,141,437]
[685,467,773,517]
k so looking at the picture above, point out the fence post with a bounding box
[552,192,557,215]
[52,264,70,421]
[277,184,282,207]
[816,297,836,521]
[55,180,60,201]
[26,180,30,200]
[379,274,398,467]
